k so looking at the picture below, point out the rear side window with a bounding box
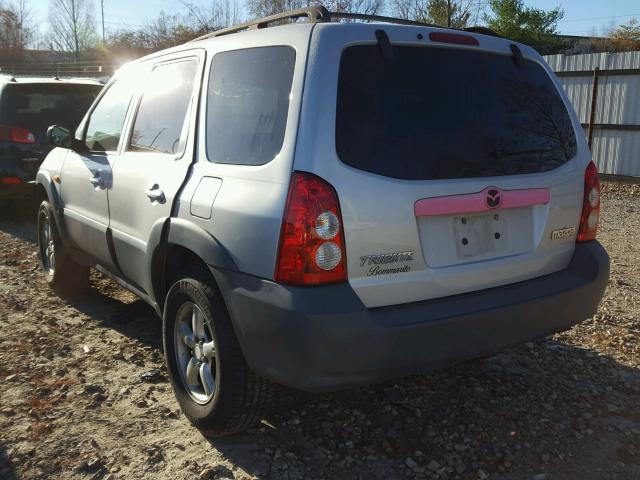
[336,46,577,180]
[206,46,295,165]
[0,83,100,131]
[128,58,199,155]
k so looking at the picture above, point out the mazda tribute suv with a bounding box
[35,7,610,436]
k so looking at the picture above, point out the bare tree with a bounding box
[391,0,422,20]
[15,0,33,47]
[0,0,35,58]
[391,0,482,27]
[142,11,200,48]
[322,0,384,15]
[246,0,386,19]
[109,10,208,51]
[245,0,307,19]
[48,0,97,58]
[181,0,241,32]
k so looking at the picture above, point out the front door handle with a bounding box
[146,185,165,203]
[89,170,104,188]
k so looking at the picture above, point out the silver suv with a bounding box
[35,7,610,436]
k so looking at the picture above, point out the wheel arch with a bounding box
[35,171,69,243]
[34,182,48,204]
[35,171,61,209]
[147,218,237,311]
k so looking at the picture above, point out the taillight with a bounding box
[0,125,36,143]
[1,177,22,185]
[577,161,600,242]
[429,32,479,46]
[275,172,347,286]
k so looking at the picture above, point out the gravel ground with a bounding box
[1,183,639,480]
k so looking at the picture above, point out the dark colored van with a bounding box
[0,77,103,206]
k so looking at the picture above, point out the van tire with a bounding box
[37,200,89,297]
[163,269,277,436]
[0,199,15,220]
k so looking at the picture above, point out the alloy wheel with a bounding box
[174,302,218,404]
[39,211,55,275]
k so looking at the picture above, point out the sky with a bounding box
[25,0,640,39]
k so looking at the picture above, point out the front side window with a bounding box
[128,58,199,155]
[84,79,133,152]
[336,45,578,180]
[206,46,296,166]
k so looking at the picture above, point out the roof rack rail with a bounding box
[189,6,499,42]
[190,6,331,41]
[328,12,437,28]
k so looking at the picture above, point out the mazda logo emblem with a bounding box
[486,188,502,209]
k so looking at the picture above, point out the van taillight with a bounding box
[1,177,22,185]
[577,161,600,242]
[275,172,347,286]
[0,125,36,143]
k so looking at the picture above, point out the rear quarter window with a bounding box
[336,45,578,180]
[206,46,295,166]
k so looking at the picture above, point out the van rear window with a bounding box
[336,45,577,180]
[1,83,100,132]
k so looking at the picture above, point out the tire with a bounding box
[163,269,277,437]
[0,199,13,220]
[37,200,89,297]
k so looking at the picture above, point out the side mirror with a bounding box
[46,125,72,148]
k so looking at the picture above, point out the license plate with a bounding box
[453,212,506,258]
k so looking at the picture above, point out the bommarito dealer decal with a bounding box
[360,251,414,277]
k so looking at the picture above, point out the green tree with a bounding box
[484,0,565,52]
[610,18,640,51]
[426,0,475,28]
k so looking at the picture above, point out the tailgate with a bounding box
[294,24,589,308]
[338,169,583,308]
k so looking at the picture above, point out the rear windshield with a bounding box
[336,46,577,180]
[0,83,101,132]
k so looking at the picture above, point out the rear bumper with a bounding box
[0,181,35,201]
[214,241,609,391]
[1,152,40,201]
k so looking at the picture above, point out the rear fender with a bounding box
[147,217,238,308]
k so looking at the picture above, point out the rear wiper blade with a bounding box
[375,29,394,62]
[510,43,524,68]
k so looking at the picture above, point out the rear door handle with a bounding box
[89,170,104,188]
[146,185,165,203]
